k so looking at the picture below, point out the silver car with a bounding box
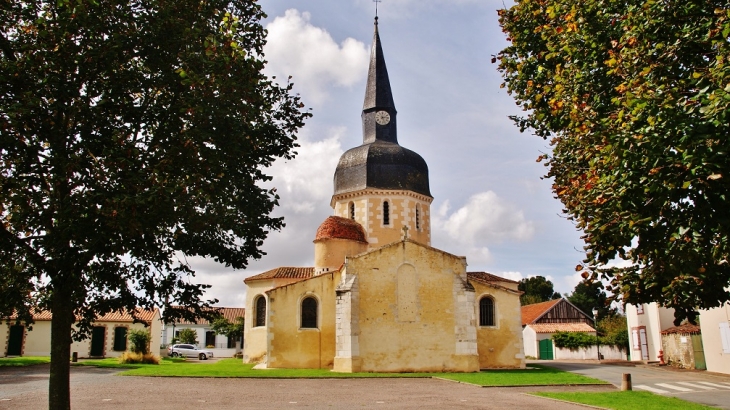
[168,344,214,360]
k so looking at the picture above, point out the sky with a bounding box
[187,0,588,307]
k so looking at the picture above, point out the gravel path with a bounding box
[0,364,614,409]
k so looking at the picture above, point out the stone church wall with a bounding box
[265,271,341,369]
[336,241,479,372]
[472,281,525,369]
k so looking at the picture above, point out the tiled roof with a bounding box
[467,272,519,284]
[521,299,562,325]
[8,308,158,324]
[315,216,367,243]
[244,267,315,283]
[661,323,701,335]
[528,323,596,333]
[167,306,245,325]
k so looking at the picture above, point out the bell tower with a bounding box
[331,19,433,248]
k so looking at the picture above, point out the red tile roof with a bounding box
[467,272,519,285]
[244,267,315,283]
[661,323,701,335]
[521,299,562,325]
[528,323,596,333]
[167,306,245,325]
[315,216,367,243]
[8,308,159,324]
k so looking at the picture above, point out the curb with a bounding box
[522,393,610,410]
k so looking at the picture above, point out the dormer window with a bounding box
[383,201,390,226]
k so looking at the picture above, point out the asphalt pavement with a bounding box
[541,360,730,409]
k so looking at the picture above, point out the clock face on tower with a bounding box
[375,110,391,125]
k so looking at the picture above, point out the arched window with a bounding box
[479,297,495,326]
[415,205,421,231]
[301,297,318,329]
[383,201,390,226]
[349,202,355,220]
[255,296,266,327]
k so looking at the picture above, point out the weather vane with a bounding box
[374,0,381,18]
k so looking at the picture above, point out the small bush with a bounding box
[177,328,198,345]
[128,329,151,354]
[118,352,160,364]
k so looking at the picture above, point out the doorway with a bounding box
[7,325,24,356]
[90,326,106,357]
[539,338,553,360]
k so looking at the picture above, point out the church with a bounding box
[242,19,525,372]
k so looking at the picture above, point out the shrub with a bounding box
[128,329,151,354]
[118,352,160,364]
[177,328,198,345]
[552,331,599,350]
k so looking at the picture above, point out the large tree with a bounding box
[498,0,730,324]
[518,276,561,305]
[0,1,309,408]
[566,279,615,320]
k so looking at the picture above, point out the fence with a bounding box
[554,345,627,360]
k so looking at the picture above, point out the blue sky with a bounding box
[189,0,588,306]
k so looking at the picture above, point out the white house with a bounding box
[698,299,730,375]
[2,308,161,358]
[625,302,676,362]
[162,306,244,358]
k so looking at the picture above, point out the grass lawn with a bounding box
[437,364,606,386]
[75,358,605,386]
[0,356,51,367]
[534,391,716,410]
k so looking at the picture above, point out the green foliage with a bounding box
[567,279,616,319]
[1,0,309,407]
[211,316,245,338]
[498,0,730,324]
[552,331,599,349]
[127,329,151,355]
[176,328,198,345]
[597,315,630,351]
[518,276,561,305]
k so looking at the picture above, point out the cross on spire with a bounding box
[374,0,381,18]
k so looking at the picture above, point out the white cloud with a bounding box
[433,191,535,246]
[264,9,370,105]
[497,271,524,282]
[266,128,345,215]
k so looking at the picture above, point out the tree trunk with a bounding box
[48,283,73,410]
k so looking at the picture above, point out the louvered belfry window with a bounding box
[479,297,495,326]
[301,297,318,329]
[255,296,266,327]
[383,201,390,225]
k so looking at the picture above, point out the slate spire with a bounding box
[362,17,397,144]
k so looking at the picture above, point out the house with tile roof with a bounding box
[1,308,161,358]
[161,306,245,357]
[241,19,525,372]
[521,298,597,359]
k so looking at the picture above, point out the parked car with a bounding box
[168,344,214,360]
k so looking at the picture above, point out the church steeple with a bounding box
[362,17,397,145]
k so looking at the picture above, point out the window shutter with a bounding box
[720,322,730,354]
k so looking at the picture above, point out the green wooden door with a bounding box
[692,334,706,370]
[90,326,105,357]
[7,325,24,356]
[539,338,553,360]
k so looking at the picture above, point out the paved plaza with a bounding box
[0,364,614,409]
